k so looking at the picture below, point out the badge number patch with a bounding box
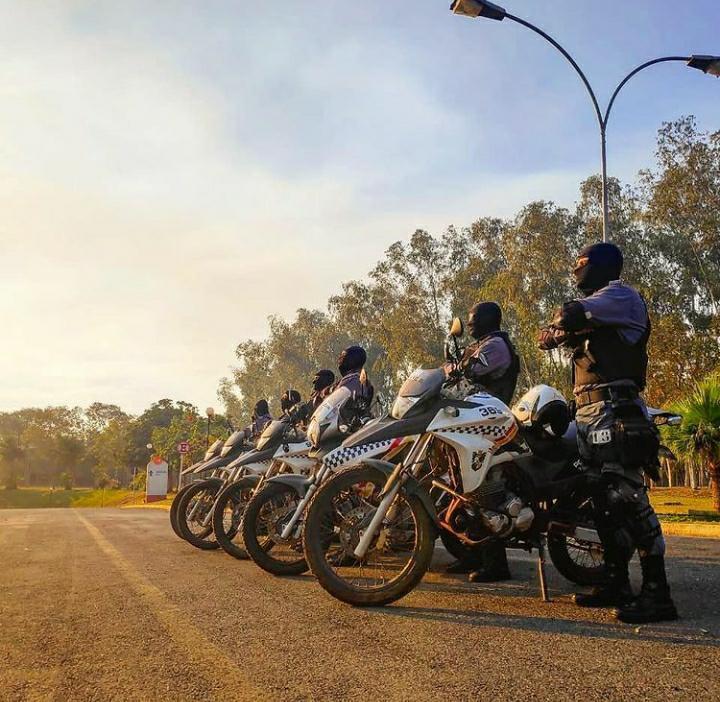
[590,429,613,445]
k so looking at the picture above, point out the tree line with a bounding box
[2,116,718,493]
[220,116,720,492]
[0,400,228,489]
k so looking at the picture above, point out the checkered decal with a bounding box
[438,424,511,439]
[323,440,393,470]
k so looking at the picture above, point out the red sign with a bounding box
[178,442,190,454]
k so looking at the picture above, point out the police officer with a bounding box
[538,242,677,623]
[448,302,521,582]
[289,370,336,427]
[241,399,273,441]
[280,389,302,417]
[336,345,374,404]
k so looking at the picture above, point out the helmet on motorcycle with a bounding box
[512,385,569,438]
[280,389,302,412]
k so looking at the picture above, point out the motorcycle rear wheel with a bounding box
[304,465,436,607]
[547,493,605,586]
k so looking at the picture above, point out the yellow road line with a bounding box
[76,512,270,701]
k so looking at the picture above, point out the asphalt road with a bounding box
[2,509,719,702]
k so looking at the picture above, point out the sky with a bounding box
[1,0,719,414]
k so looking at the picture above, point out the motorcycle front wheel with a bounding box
[303,465,436,607]
[212,477,258,560]
[170,482,197,539]
[176,478,223,550]
[241,482,309,576]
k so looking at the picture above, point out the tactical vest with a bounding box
[466,331,521,405]
[571,316,650,392]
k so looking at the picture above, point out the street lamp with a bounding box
[450,2,720,242]
[205,407,215,448]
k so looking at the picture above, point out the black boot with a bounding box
[573,561,633,608]
[615,556,678,623]
[468,542,511,583]
[445,559,480,575]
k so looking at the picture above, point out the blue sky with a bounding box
[1,0,718,413]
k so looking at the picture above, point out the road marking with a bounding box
[76,512,270,701]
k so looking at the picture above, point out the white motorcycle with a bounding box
[302,319,680,607]
[241,385,414,576]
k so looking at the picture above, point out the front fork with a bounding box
[279,464,329,540]
[353,434,432,560]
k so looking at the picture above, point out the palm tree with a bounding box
[666,374,720,512]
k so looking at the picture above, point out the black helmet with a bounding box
[573,242,623,296]
[280,389,301,412]
[468,302,502,340]
[337,346,367,376]
[253,399,269,419]
[312,369,335,393]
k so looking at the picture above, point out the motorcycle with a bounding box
[174,428,258,549]
[302,318,680,607]
[241,385,413,576]
[211,416,314,560]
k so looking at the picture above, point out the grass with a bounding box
[649,487,716,516]
[0,487,147,509]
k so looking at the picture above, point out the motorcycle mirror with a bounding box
[449,317,464,338]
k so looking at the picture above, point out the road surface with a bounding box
[1,508,719,701]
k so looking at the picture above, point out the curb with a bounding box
[121,503,172,511]
[660,521,720,539]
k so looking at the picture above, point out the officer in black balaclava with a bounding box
[291,370,336,427]
[538,242,677,624]
[448,302,520,582]
[335,345,374,416]
[242,399,273,441]
[280,389,302,415]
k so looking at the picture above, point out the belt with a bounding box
[575,386,639,408]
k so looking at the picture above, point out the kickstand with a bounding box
[537,536,551,602]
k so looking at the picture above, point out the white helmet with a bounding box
[512,385,569,438]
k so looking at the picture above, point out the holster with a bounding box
[611,399,660,480]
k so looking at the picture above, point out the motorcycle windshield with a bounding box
[256,420,287,451]
[307,386,352,447]
[391,368,445,419]
[203,439,223,461]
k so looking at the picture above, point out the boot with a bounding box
[573,560,633,608]
[468,542,511,583]
[615,555,678,623]
[445,559,481,575]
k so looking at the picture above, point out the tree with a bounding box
[665,374,720,511]
[0,436,24,489]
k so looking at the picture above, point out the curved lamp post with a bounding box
[450,0,720,242]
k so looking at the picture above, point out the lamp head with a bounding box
[450,0,506,21]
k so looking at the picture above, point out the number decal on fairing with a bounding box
[478,406,502,418]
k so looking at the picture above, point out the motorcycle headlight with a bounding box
[391,395,420,420]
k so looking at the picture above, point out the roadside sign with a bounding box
[146,456,168,502]
[178,441,190,454]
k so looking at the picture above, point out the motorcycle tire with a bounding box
[170,483,197,539]
[212,477,259,560]
[304,465,436,607]
[242,482,309,576]
[176,478,223,550]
